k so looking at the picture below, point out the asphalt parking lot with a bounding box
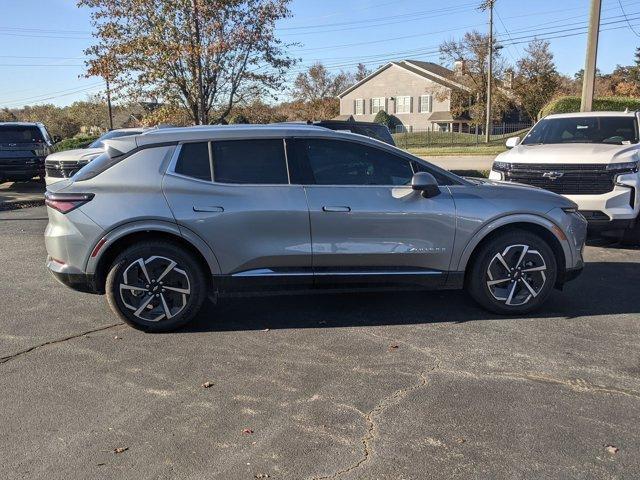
[1,206,639,480]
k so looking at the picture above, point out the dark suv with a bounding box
[314,120,395,146]
[0,122,58,183]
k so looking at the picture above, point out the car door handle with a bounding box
[322,206,351,212]
[193,205,224,213]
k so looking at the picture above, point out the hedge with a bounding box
[540,96,640,118]
[54,135,99,152]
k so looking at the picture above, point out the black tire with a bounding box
[105,240,207,332]
[466,230,558,315]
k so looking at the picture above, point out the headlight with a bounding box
[606,161,639,173]
[492,161,511,172]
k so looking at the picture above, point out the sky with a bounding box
[1,0,640,109]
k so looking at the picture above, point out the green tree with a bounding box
[292,63,351,102]
[79,0,296,125]
[513,39,561,120]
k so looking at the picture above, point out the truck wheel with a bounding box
[466,230,558,315]
[105,240,208,332]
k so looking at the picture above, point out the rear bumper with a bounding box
[0,163,44,180]
[47,257,99,294]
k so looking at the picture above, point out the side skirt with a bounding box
[213,268,464,296]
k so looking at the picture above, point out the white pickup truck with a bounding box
[490,111,640,242]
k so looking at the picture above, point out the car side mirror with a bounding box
[505,136,521,148]
[411,172,440,198]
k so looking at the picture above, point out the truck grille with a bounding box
[505,163,615,195]
[45,161,83,179]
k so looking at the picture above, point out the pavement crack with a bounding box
[498,372,640,399]
[312,361,440,480]
[0,323,123,365]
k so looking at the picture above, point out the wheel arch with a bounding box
[86,221,220,293]
[457,216,570,286]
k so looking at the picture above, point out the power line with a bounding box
[618,0,640,36]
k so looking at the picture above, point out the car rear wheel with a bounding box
[466,230,558,315]
[105,240,207,332]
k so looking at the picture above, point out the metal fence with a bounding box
[392,122,533,149]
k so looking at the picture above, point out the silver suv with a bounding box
[44,125,587,332]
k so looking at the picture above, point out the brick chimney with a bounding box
[453,59,466,76]
[504,69,514,89]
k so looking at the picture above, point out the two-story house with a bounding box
[337,59,474,132]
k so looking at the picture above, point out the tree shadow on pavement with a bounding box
[179,260,640,333]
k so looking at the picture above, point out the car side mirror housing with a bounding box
[411,172,440,198]
[505,136,521,148]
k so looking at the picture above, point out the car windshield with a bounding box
[0,125,44,144]
[522,116,639,145]
[89,130,141,148]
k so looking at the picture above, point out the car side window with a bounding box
[212,139,289,184]
[302,139,413,186]
[175,142,212,181]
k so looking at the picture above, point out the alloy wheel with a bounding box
[486,244,547,306]
[119,256,191,322]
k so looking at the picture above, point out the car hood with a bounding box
[498,142,639,164]
[45,147,103,163]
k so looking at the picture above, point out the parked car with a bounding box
[0,122,59,184]
[45,125,586,332]
[313,120,395,146]
[490,111,640,242]
[45,128,145,185]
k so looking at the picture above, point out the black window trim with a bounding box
[289,136,466,187]
[168,138,293,186]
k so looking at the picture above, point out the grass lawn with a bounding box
[406,144,507,156]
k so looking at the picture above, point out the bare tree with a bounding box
[292,63,351,102]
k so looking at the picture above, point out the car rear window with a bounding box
[212,139,289,184]
[175,142,211,181]
[0,125,44,143]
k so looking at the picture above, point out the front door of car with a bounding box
[162,139,312,286]
[291,138,456,287]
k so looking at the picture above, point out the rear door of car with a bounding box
[289,137,456,287]
[162,138,312,287]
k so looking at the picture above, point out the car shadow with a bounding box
[178,260,640,333]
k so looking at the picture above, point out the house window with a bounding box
[419,95,433,113]
[354,99,364,115]
[395,96,412,114]
[371,97,385,114]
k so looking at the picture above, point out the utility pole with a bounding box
[580,0,602,112]
[191,0,206,124]
[481,0,495,143]
[105,77,114,131]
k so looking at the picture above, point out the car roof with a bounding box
[0,121,45,127]
[103,124,395,157]
[545,111,637,119]
[136,124,345,146]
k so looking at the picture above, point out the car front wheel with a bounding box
[105,240,207,332]
[466,230,558,315]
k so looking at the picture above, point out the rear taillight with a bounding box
[45,192,94,214]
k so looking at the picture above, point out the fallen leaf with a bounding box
[114,336,121,340]
[456,437,466,444]
[201,381,214,388]
[605,445,619,454]
[255,474,270,479]
[242,428,254,435]
[263,328,270,332]
[114,447,128,454]
[388,344,399,351]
